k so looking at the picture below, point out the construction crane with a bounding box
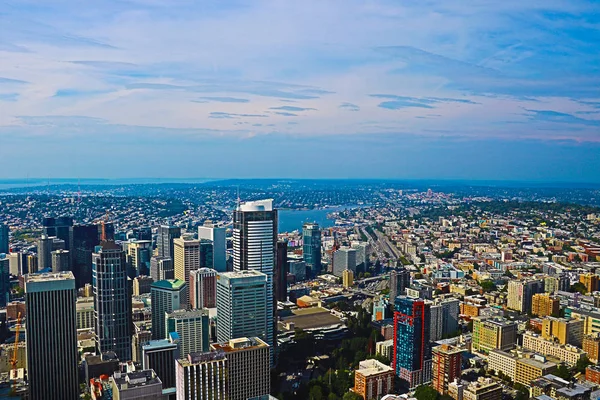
[10,312,22,391]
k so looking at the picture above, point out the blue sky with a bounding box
[0,0,599,182]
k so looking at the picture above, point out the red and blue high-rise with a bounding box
[393,295,432,389]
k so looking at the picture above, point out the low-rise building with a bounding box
[110,369,163,399]
[522,332,587,366]
[354,359,394,400]
[463,378,502,400]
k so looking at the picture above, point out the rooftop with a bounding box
[151,279,186,290]
[356,359,393,377]
[211,337,269,353]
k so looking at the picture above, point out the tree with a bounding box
[480,280,497,293]
[570,282,588,295]
[554,364,571,380]
[576,357,591,374]
[309,385,325,400]
[514,383,529,400]
[414,385,439,400]
[342,392,363,400]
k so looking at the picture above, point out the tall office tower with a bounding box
[102,222,115,241]
[71,224,100,287]
[0,223,9,254]
[0,255,8,307]
[393,296,432,389]
[176,351,228,400]
[158,225,181,259]
[26,253,38,274]
[93,241,132,360]
[352,242,369,273]
[302,223,321,277]
[211,337,270,400]
[190,268,217,309]
[232,199,277,363]
[25,272,78,400]
[142,339,179,391]
[332,248,357,277]
[441,298,460,337]
[216,270,268,344]
[289,260,307,281]
[131,226,152,241]
[151,279,187,340]
[390,267,411,302]
[507,279,544,313]
[51,249,70,272]
[166,309,210,356]
[343,269,354,288]
[37,234,54,270]
[43,216,73,247]
[471,316,517,353]
[198,224,227,272]
[274,241,288,302]
[8,252,22,276]
[174,237,200,302]
[199,240,214,269]
[432,344,463,395]
[151,256,174,282]
[127,240,152,277]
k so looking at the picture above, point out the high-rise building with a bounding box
[150,256,174,282]
[544,274,570,294]
[71,224,100,287]
[190,268,217,309]
[471,316,517,354]
[302,223,321,277]
[532,293,560,317]
[0,255,8,307]
[353,359,394,400]
[142,339,179,391]
[93,241,132,360]
[26,253,38,274]
[541,317,584,347]
[127,240,152,277]
[174,237,200,302]
[198,224,227,272]
[37,234,54,271]
[211,337,270,400]
[584,333,600,363]
[199,240,214,269]
[507,279,544,313]
[51,249,70,272]
[133,275,153,295]
[158,225,181,259]
[0,224,9,254]
[166,309,210,356]
[232,199,277,363]
[289,260,307,281]
[274,241,288,302]
[176,351,228,400]
[343,269,354,288]
[432,344,463,395]
[580,273,599,294]
[393,296,432,389]
[216,270,268,344]
[25,272,78,400]
[43,216,73,257]
[151,279,187,340]
[352,242,369,273]
[333,248,357,277]
[390,268,410,302]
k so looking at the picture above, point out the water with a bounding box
[278,206,358,233]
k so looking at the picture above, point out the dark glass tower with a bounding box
[390,267,411,301]
[0,224,9,254]
[93,240,132,361]
[71,224,100,287]
[157,225,181,259]
[302,223,321,277]
[275,241,288,302]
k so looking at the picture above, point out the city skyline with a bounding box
[1,1,599,181]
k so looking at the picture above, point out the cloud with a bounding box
[269,106,316,112]
[339,102,360,111]
[371,95,477,110]
[273,112,298,117]
[209,112,268,119]
[525,109,600,127]
[196,97,250,103]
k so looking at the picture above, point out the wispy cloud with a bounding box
[339,102,360,111]
[269,106,316,112]
[196,97,250,103]
[371,94,478,110]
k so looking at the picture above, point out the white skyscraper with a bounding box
[198,224,227,272]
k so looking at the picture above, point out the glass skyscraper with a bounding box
[302,223,321,277]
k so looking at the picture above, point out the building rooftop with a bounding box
[166,308,209,319]
[211,337,269,353]
[111,369,162,390]
[24,271,75,283]
[356,359,393,377]
[151,279,186,290]
[238,199,273,212]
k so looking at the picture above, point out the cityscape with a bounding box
[1,0,600,400]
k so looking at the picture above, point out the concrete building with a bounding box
[157,225,181,260]
[471,317,517,354]
[77,296,95,330]
[142,339,178,391]
[110,369,163,399]
[25,272,79,400]
[488,350,517,382]
[531,293,560,317]
[133,275,153,295]
[166,309,210,356]
[51,249,70,272]
[354,359,394,400]
[93,241,132,361]
[289,260,307,281]
[150,279,187,340]
[544,274,570,294]
[463,378,502,400]
[342,268,354,288]
[376,340,394,361]
[583,333,600,363]
[580,273,599,293]
[211,337,270,400]
[176,351,227,400]
[514,355,556,387]
[127,240,152,277]
[432,344,463,395]
[150,256,174,282]
[216,270,268,345]
[0,224,8,254]
[275,241,288,302]
[302,223,321,277]
[190,268,217,309]
[522,332,587,366]
[333,248,357,277]
[507,279,544,313]
[198,224,227,272]
[174,237,200,300]
[541,317,584,347]
[389,268,410,302]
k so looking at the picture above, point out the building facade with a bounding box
[174,237,200,301]
[198,224,227,272]
[432,344,463,395]
[354,359,394,400]
[471,317,517,354]
[166,309,210,356]
[176,351,228,400]
[190,268,217,309]
[150,279,187,340]
[302,223,321,277]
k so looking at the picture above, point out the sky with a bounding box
[0,0,599,182]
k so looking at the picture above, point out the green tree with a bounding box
[576,357,591,374]
[479,280,497,293]
[414,385,440,400]
[554,364,571,380]
[570,282,588,295]
[342,392,363,400]
[309,385,325,400]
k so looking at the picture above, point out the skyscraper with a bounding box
[37,234,53,271]
[142,339,179,391]
[51,249,70,272]
[232,199,277,361]
[216,270,268,344]
[0,223,9,254]
[127,239,152,277]
[43,216,73,266]
[393,296,432,389]
[507,279,544,313]
[176,351,228,400]
[150,256,174,282]
[198,224,227,272]
[302,223,321,277]
[71,224,100,287]
[93,240,132,360]
[274,241,288,302]
[390,267,411,302]
[432,344,463,395]
[158,225,181,259]
[166,308,210,356]
[0,255,8,307]
[174,237,200,303]
[190,268,217,309]
[333,248,357,277]
[25,272,78,400]
[151,279,187,340]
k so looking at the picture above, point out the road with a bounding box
[373,229,402,259]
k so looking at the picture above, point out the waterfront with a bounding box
[278,206,357,233]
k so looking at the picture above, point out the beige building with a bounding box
[472,317,517,353]
[583,333,600,363]
[376,340,394,361]
[173,237,200,298]
[514,356,556,387]
[463,378,502,400]
[76,297,95,330]
[531,293,559,317]
[541,317,584,347]
[488,350,517,381]
[133,275,153,296]
[522,332,587,366]
[342,269,354,288]
[353,359,394,400]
